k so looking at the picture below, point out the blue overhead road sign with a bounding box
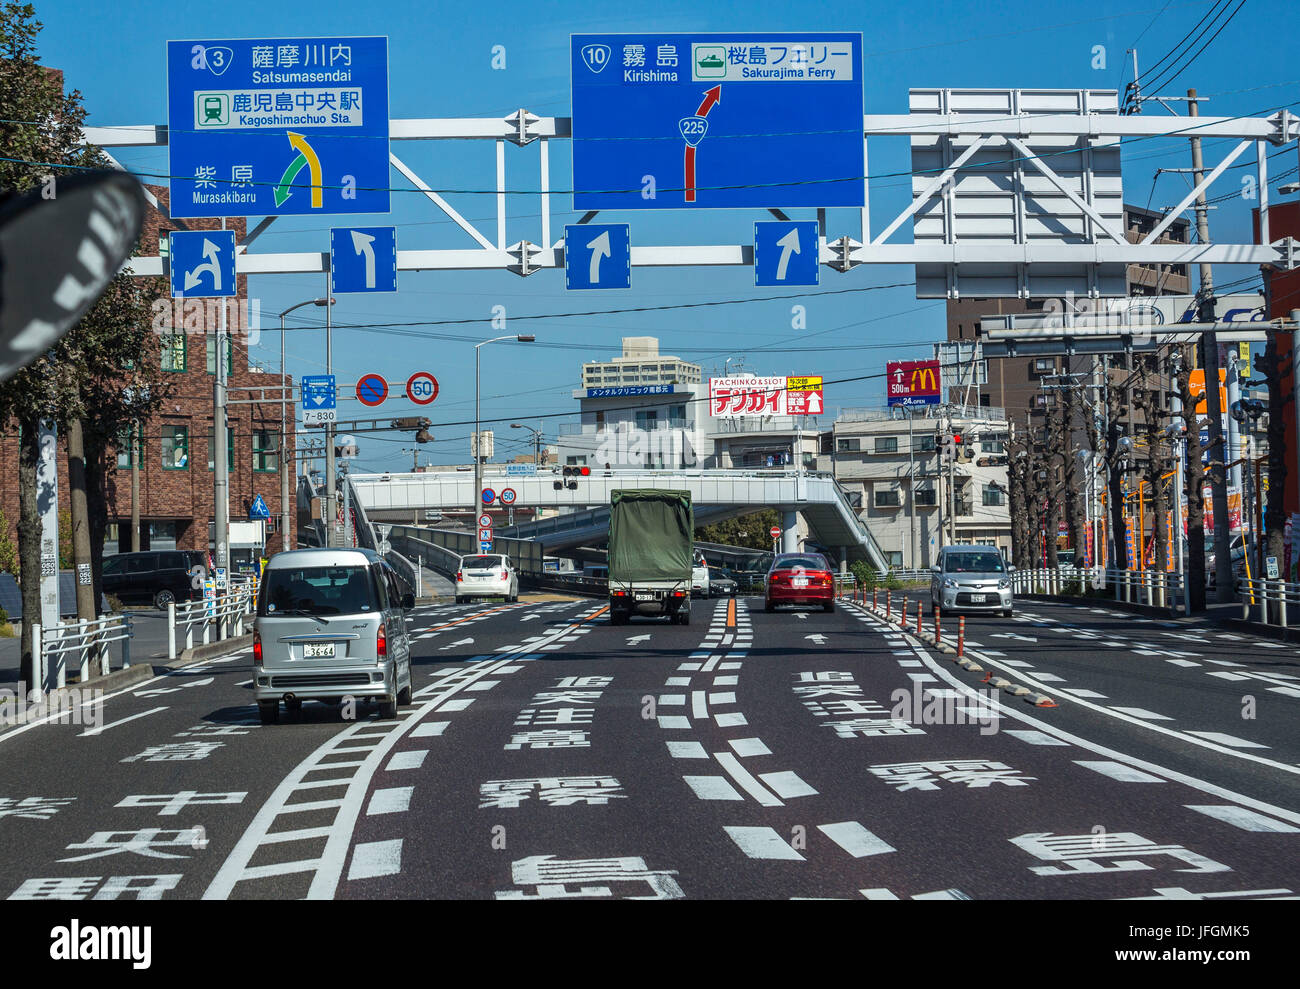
[167,37,390,218]
[571,33,864,210]
[331,226,397,293]
[754,221,819,286]
[564,223,631,290]
[168,230,237,298]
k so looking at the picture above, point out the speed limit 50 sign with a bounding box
[406,371,439,405]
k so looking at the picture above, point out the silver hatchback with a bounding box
[253,548,415,724]
[930,545,1013,617]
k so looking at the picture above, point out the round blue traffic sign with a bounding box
[356,373,388,407]
[481,488,496,505]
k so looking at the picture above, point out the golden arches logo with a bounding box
[910,365,938,393]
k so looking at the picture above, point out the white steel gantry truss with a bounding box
[84,89,1300,299]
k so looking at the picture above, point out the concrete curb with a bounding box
[155,634,252,672]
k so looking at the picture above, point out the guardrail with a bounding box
[1010,566,1187,614]
[384,547,423,599]
[166,584,257,660]
[31,614,133,694]
[1237,576,1300,629]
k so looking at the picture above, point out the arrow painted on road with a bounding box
[586,230,610,284]
[775,227,801,281]
[805,633,827,645]
[626,634,651,645]
[519,613,540,622]
[439,637,475,651]
[992,632,1037,643]
[793,612,808,620]
[351,230,377,288]
[183,238,223,291]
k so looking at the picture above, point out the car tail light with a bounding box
[456,570,463,581]
[253,630,262,666]
[501,570,508,580]
[612,589,627,596]
[377,624,387,659]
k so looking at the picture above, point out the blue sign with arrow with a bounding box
[169,230,237,298]
[571,33,863,210]
[249,494,270,520]
[331,226,397,293]
[166,36,390,219]
[301,374,336,426]
[754,221,820,286]
[564,223,631,290]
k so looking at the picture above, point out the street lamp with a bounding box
[474,335,535,522]
[278,298,332,553]
[510,422,543,466]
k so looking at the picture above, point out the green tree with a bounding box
[695,509,782,551]
[0,507,17,575]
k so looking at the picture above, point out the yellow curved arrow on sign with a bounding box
[286,131,323,209]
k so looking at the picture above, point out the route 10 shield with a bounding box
[564,223,631,290]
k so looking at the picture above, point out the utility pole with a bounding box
[130,418,140,552]
[1188,88,1234,601]
[907,407,917,567]
[324,272,336,549]
[213,218,229,572]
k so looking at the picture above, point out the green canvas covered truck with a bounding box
[607,489,694,626]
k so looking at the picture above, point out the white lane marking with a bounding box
[347,839,403,880]
[678,663,702,671]
[366,787,414,815]
[1186,731,1270,749]
[236,679,253,687]
[719,662,742,670]
[78,705,168,737]
[715,712,748,728]
[683,776,744,801]
[691,691,708,719]
[1031,672,1067,683]
[467,680,498,691]
[657,695,686,706]
[1166,659,1201,668]
[1270,686,1300,698]
[729,737,771,758]
[818,821,896,858]
[906,673,938,684]
[713,675,739,686]
[1001,729,1069,746]
[1208,659,1246,667]
[664,677,691,687]
[897,660,923,668]
[724,826,804,860]
[714,751,781,806]
[1109,707,1174,721]
[1001,660,1034,668]
[759,771,818,799]
[709,692,737,705]
[657,716,691,730]
[1059,688,1107,698]
[982,650,1007,657]
[1185,805,1299,833]
[411,722,448,738]
[440,698,474,712]
[666,741,708,759]
[383,747,429,770]
[1074,760,1166,783]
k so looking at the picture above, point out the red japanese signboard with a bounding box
[886,360,942,407]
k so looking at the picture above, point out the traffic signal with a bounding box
[940,433,957,462]
[557,465,590,489]
[956,432,975,463]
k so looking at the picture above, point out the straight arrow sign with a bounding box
[351,229,377,289]
[805,633,827,645]
[775,227,801,281]
[439,637,475,651]
[626,634,651,645]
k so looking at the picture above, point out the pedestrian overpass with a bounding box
[349,468,888,569]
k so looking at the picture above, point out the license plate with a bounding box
[635,592,655,601]
[304,643,335,658]
[969,594,985,603]
[791,578,809,587]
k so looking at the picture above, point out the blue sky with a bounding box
[30,0,1298,472]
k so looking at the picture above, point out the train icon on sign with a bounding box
[581,44,611,73]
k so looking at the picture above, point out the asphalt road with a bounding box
[0,594,1296,902]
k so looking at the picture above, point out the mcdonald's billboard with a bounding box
[886,359,942,407]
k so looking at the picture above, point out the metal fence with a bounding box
[1010,566,1187,614]
[166,583,257,660]
[1237,577,1300,629]
[31,614,133,694]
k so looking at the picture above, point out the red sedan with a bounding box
[764,552,836,613]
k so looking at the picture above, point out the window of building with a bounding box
[983,484,1006,507]
[116,427,139,469]
[873,436,899,454]
[635,410,658,428]
[566,455,587,466]
[207,426,234,471]
[837,437,860,452]
[886,550,904,568]
[874,488,901,508]
[161,425,188,469]
[1031,358,1054,375]
[916,435,936,452]
[160,334,186,372]
[981,434,1007,453]
[252,430,278,472]
[205,335,233,376]
[915,488,937,507]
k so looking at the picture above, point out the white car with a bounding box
[692,549,710,598]
[455,553,520,603]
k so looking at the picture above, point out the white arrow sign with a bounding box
[183,238,223,292]
[439,637,475,651]
[351,229,377,289]
[519,613,541,622]
[775,227,801,281]
[992,632,1037,643]
[587,230,610,283]
[806,391,823,414]
[793,612,808,620]
[626,634,651,645]
[804,633,827,645]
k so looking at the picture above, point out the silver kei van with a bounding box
[254,548,415,724]
[930,544,1014,617]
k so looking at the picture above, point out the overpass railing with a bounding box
[1010,566,1187,614]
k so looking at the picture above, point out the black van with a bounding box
[102,550,206,609]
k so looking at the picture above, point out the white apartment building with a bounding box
[826,406,1012,569]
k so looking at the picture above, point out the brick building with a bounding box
[0,184,296,558]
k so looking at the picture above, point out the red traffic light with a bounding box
[579,466,590,476]
[952,433,963,445]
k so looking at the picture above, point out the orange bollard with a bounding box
[916,599,923,637]
[886,590,892,620]
[873,588,878,610]
[900,597,908,627]
[934,606,941,646]
[957,616,966,659]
